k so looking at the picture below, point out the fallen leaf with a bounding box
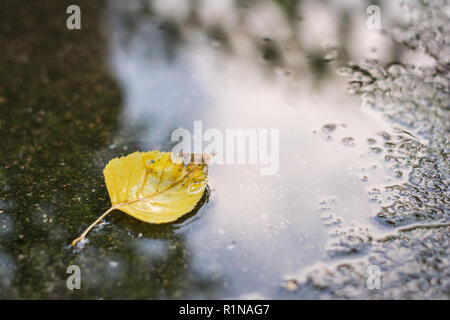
[72,151,210,246]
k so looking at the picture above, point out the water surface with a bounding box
[0,0,448,299]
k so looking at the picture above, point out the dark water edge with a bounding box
[0,0,125,298]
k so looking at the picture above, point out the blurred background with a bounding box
[0,0,448,299]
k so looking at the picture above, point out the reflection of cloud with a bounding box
[0,212,13,238]
[196,0,238,29]
[152,0,190,21]
[0,251,16,289]
[76,248,127,286]
[138,239,168,258]
[246,1,292,41]
[107,0,207,146]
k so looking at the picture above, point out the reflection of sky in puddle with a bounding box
[106,0,410,297]
[0,251,16,289]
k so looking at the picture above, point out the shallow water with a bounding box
[0,0,448,299]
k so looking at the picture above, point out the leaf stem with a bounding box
[71,205,119,246]
[71,165,201,247]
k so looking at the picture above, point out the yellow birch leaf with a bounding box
[72,151,209,246]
